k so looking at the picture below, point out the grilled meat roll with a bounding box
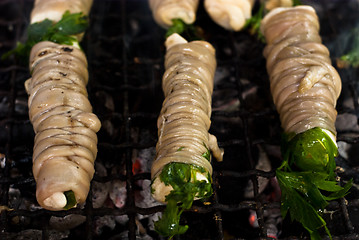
[31,0,93,24]
[204,0,254,31]
[265,0,293,11]
[23,0,100,211]
[261,5,341,137]
[26,41,100,211]
[30,0,93,43]
[151,33,223,203]
[149,0,199,28]
[260,6,350,239]
[150,33,223,238]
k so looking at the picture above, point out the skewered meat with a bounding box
[31,0,93,24]
[265,0,293,11]
[149,0,199,28]
[151,33,223,203]
[204,0,254,31]
[26,41,100,211]
[260,6,349,238]
[261,5,341,138]
[23,0,100,211]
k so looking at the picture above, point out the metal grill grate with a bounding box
[0,0,359,239]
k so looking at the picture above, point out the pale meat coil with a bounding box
[261,6,341,136]
[151,34,223,202]
[204,0,254,31]
[149,0,199,28]
[31,0,93,24]
[26,41,101,211]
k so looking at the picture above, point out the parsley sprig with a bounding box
[244,0,302,43]
[277,127,352,240]
[339,27,359,68]
[153,162,212,239]
[201,143,211,162]
[243,2,266,43]
[2,11,89,62]
[340,50,359,68]
[166,18,204,41]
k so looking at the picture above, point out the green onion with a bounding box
[63,190,77,210]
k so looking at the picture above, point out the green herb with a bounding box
[244,0,302,43]
[338,26,359,68]
[277,127,352,239]
[2,11,88,62]
[63,190,77,210]
[243,2,265,43]
[177,147,185,151]
[201,143,211,162]
[293,0,303,6]
[166,18,203,41]
[340,48,359,68]
[282,127,337,175]
[154,162,213,239]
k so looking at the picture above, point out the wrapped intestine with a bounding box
[204,0,254,31]
[26,41,101,211]
[261,5,341,137]
[23,0,99,211]
[260,7,351,238]
[148,0,199,28]
[151,33,223,203]
[31,0,93,24]
[265,0,293,11]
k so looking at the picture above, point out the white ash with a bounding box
[109,180,127,208]
[8,187,22,209]
[92,162,111,208]
[136,179,162,231]
[115,214,129,226]
[244,145,272,198]
[338,141,350,160]
[15,97,28,115]
[108,163,127,209]
[133,147,162,231]
[94,215,116,235]
[136,147,156,173]
[0,153,5,169]
[49,215,86,231]
[108,147,161,233]
[249,208,282,239]
[336,113,359,132]
[92,162,123,237]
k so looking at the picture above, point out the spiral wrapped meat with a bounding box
[265,0,293,11]
[204,0,254,31]
[149,0,199,28]
[261,6,341,136]
[26,41,101,211]
[151,33,223,202]
[31,0,93,24]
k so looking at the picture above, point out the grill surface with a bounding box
[0,0,359,239]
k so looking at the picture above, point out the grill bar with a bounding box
[0,0,358,239]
